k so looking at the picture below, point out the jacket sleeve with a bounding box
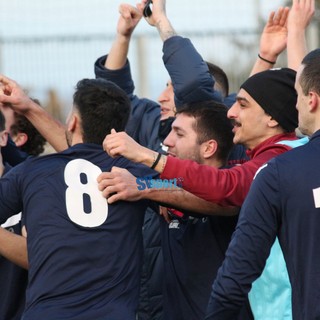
[0,165,24,224]
[161,145,289,207]
[1,136,29,166]
[94,55,135,96]
[205,161,280,319]
[94,55,162,152]
[162,36,222,108]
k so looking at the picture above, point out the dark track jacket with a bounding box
[206,131,320,319]
[94,36,235,320]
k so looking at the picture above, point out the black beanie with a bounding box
[241,68,298,132]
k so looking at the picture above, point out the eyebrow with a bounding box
[172,125,187,134]
[236,96,249,103]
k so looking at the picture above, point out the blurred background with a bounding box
[1,0,320,121]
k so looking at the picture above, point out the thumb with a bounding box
[111,128,117,134]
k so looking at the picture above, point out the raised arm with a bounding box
[105,4,143,70]
[0,75,67,152]
[139,0,176,42]
[139,0,221,106]
[250,7,289,76]
[287,0,315,71]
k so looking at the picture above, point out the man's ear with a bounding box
[266,111,281,129]
[0,131,8,147]
[309,91,320,112]
[12,132,28,147]
[202,139,218,160]
[67,114,77,133]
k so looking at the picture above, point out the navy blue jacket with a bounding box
[2,136,29,166]
[206,131,320,320]
[0,158,27,320]
[95,35,223,320]
[0,144,156,320]
[95,35,247,320]
[0,215,27,320]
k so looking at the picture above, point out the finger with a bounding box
[267,11,276,25]
[97,172,115,183]
[279,7,290,26]
[102,139,121,156]
[111,128,117,134]
[108,146,124,157]
[0,74,14,86]
[98,179,112,191]
[136,3,144,14]
[101,185,119,198]
[273,7,283,24]
[107,192,123,204]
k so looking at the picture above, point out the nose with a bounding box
[227,102,238,119]
[158,86,170,103]
[163,129,175,148]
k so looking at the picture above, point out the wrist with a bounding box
[23,98,40,116]
[116,33,132,44]
[138,148,158,167]
[258,53,277,65]
[154,154,167,174]
[156,17,177,42]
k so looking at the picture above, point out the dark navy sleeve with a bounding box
[94,55,162,152]
[205,161,280,319]
[0,164,24,224]
[94,55,135,96]
[1,136,29,166]
[162,36,222,108]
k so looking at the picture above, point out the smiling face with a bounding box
[158,80,176,120]
[227,88,276,150]
[163,113,203,163]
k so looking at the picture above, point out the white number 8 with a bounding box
[64,159,108,227]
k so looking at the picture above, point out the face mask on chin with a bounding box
[158,117,175,143]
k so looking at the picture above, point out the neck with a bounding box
[203,157,225,168]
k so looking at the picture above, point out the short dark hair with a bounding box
[206,61,229,98]
[176,100,234,162]
[10,98,46,156]
[300,49,320,96]
[73,79,130,145]
[0,110,5,132]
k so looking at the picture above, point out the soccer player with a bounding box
[0,75,157,320]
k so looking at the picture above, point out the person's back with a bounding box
[3,146,149,319]
[0,76,157,319]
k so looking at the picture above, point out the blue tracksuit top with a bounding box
[206,130,320,320]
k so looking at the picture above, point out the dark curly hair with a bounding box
[10,98,46,156]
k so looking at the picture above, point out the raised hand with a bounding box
[0,74,34,114]
[117,4,143,38]
[259,7,290,63]
[287,0,315,70]
[288,0,315,32]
